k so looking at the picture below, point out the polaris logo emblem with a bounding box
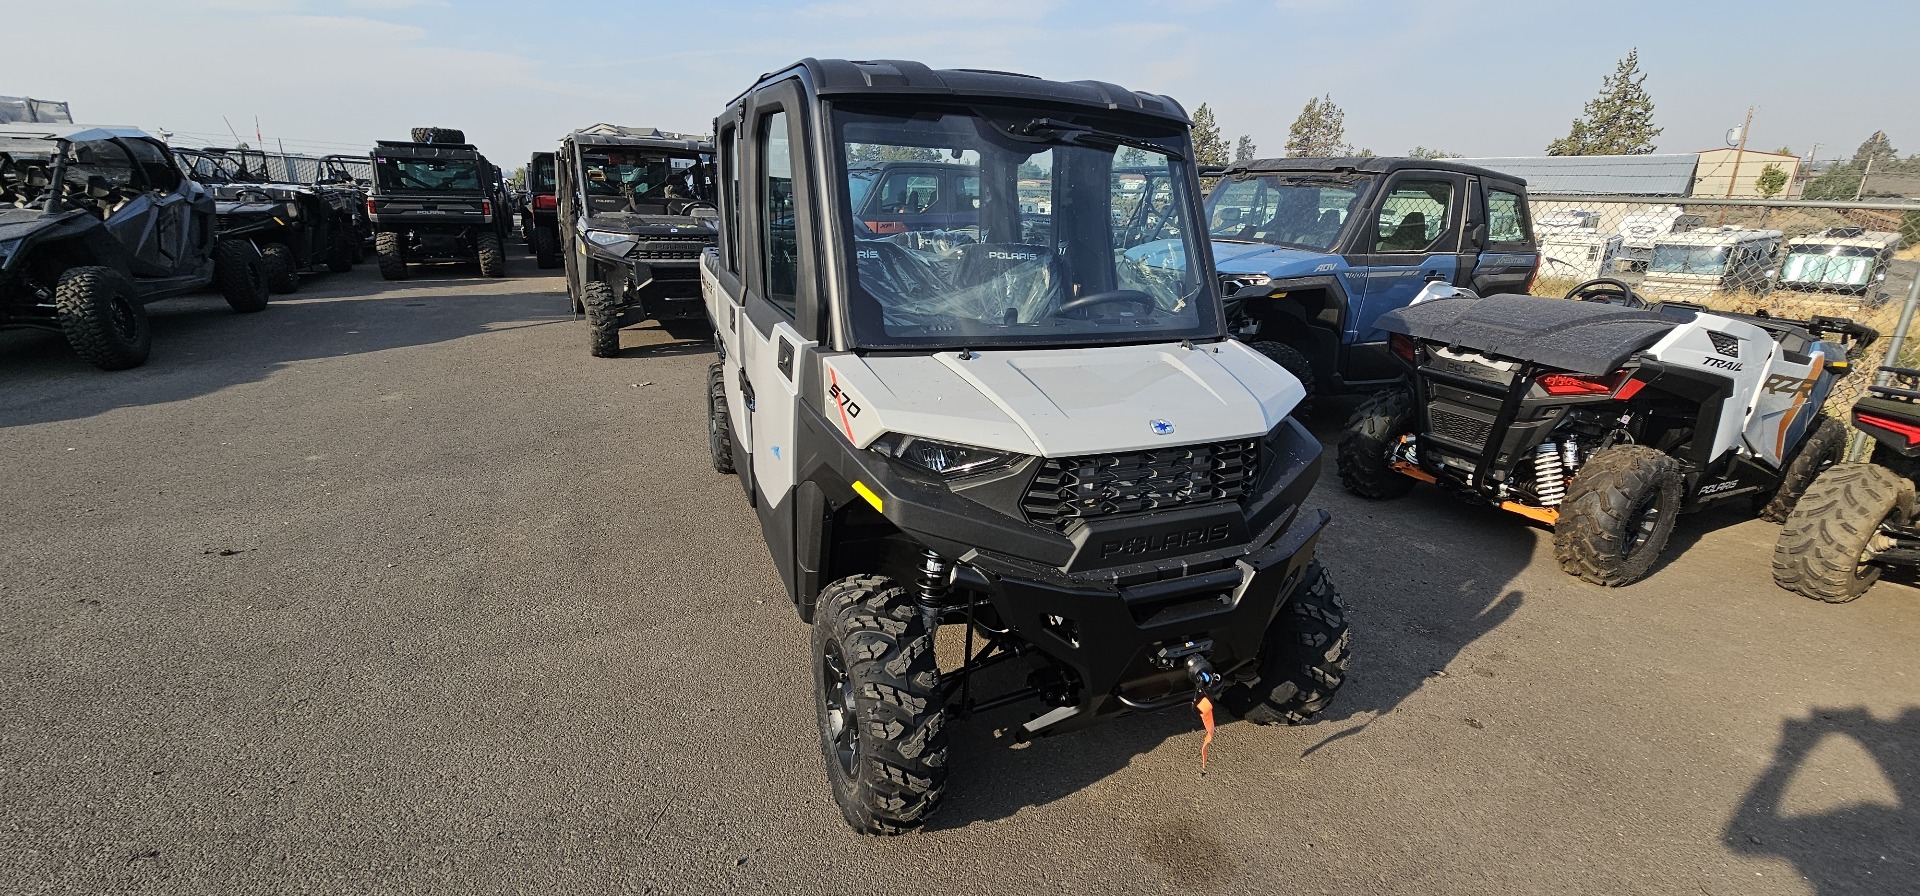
[1701,357,1743,371]
[1698,481,1741,496]
[1100,523,1233,559]
[986,250,1039,262]
[1150,419,1175,435]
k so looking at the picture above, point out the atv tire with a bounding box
[811,574,948,835]
[584,280,621,357]
[708,361,736,474]
[375,232,408,280]
[410,127,465,145]
[325,225,357,273]
[1758,415,1846,523]
[214,240,270,313]
[1337,388,1417,500]
[1553,445,1683,586]
[259,242,300,294]
[476,232,507,278]
[1223,564,1350,725]
[1249,340,1316,419]
[55,266,150,371]
[1772,464,1915,602]
[532,228,561,270]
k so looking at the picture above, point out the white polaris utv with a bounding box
[701,59,1346,835]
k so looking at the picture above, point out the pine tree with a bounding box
[1234,135,1257,164]
[1190,104,1230,167]
[1285,95,1347,158]
[1546,49,1662,155]
[1852,131,1898,167]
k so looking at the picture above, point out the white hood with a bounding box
[821,340,1303,457]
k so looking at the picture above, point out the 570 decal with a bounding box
[828,382,862,418]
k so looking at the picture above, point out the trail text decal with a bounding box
[1701,357,1742,371]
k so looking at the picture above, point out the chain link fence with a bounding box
[1524,193,1920,451]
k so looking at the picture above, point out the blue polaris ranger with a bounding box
[1208,157,1539,413]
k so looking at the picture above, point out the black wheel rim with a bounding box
[821,641,859,778]
[109,295,138,342]
[1625,489,1663,558]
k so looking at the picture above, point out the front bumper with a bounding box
[961,507,1328,737]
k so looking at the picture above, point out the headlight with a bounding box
[870,433,1015,478]
[584,230,636,256]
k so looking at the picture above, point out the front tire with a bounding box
[1223,564,1350,725]
[259,242,300,294]
[1553,445,1683,586]
[532,228,561,270]
[55,266,150,371]
[375,232,408,281]
[1773,464,1915,602]
[1337,388,1417,499]
[584,280,621,357]
[476,232,506,278]
[213,240,270,312]
[1758,415,1845,523]
[708,361,736,474]
[812,575,948,835]
[1249,340,1316,419]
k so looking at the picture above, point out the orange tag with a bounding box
[1196,695,1216,772]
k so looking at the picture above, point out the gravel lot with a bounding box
[3,251,1915,895]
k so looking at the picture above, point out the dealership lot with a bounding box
[2,257,1914,896]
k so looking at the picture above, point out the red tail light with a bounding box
[1389,333,1417,365]
[480,199,493,221]
[533,194,557,211]
[1539,372,1623,396]
[365,197,377,216]
[1856,412,1920,446]
[865,220,907,235]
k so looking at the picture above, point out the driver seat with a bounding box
[1382,212,1428,252]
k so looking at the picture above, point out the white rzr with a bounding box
[701,59,1347,835]
[1339,277,1876,586]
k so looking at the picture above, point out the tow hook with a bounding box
[1184,654,1223,698]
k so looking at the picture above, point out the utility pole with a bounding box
[1855,154,1876,201]
[1717,105,1753,225]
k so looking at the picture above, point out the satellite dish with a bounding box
[1725,126,1743,147]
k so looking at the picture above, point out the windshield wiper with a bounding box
[1011,118,1186,161]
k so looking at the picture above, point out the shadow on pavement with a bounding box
[0,266,565,430]
[1724,707,1920,895]
[930,443,1535,830]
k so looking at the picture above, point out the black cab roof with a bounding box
[1221,156,1527,187]
[730,58,1189,123]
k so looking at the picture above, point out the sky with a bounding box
[5,0,1911,172]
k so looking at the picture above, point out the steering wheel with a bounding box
[232,187,276,203]
[1051,289,1155,317]
[1565,277,1648,308]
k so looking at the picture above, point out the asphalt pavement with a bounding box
[2,250,1915,895]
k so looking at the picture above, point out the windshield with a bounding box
[1649,244,1730,275]
[577,145,711,215]
[832,104,1216,350]
[376,156,481,193]
[1205,174,1368,252]
[0,140,61,210]
[1782,246,1880,286]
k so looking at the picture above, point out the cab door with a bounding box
[1349,171,1468,345]
[124,138,197,276]
[734,85,824,589]
[1464,178,1539,296]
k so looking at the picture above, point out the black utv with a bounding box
[521,150,560,269]
[704,59,1344,835]
[314,153,374,252]
[1,124,268,370]
[557,124,716,356]
[175,147,359,293]
[366,133,511,280]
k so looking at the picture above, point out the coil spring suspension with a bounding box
[916,549,950,631]
[1535,442,1567,506]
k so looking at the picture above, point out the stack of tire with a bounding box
[411,127,465,144]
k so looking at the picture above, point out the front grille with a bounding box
[1428,406,1493,450]
[631,237,715,260]
[1021,439,1260,531]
